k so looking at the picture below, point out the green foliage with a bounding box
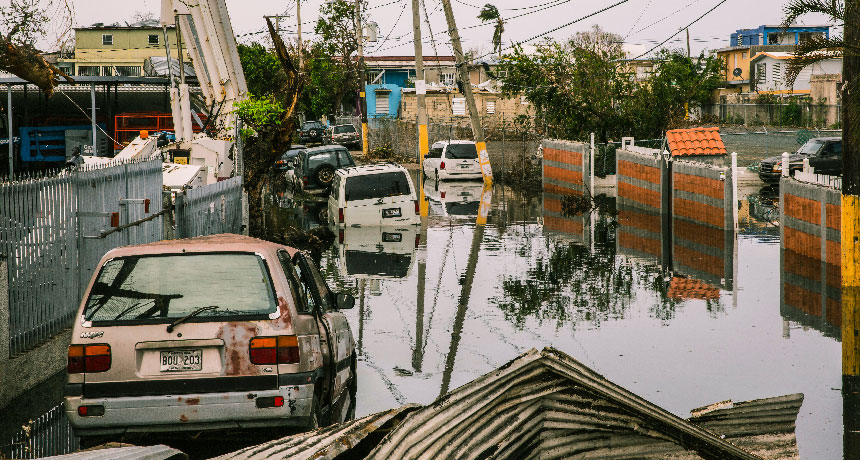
[301,43,353,119]
[238,43,285,97]
[310,0,367,117]
[234,94,285,137]
[498,29,723,141]
[780,100,804,126]
[477,4,504,56]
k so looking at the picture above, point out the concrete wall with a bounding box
[400,92,533,121]
[779,177,841,338]
[542,140,588,196]
[616,148,663,209]
[0,256,71,410]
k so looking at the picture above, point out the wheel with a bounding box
[314,166,336,187]
[304,394,321,432]
[346,356,358,421]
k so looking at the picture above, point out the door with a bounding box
[811,142,842,175]
[293,252,352,405]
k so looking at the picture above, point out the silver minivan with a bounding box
[65,234,357,445]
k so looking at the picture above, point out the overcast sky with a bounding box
[49,0,838,58]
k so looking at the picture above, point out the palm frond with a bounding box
[784,36,844,86]
[477,4,500,22]
[782,0,844,27]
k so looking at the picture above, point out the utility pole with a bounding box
[356,0,369,156]
[440,0,492,185]
[412,0,429,216]
[685,27,690,58]
[296,0,303,70]
[842,0,860,457]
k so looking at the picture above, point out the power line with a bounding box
[370,1,410,52]
[632,0,704,35]
[630,0,727,60]
[624,0,652,40]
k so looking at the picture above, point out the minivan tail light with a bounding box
[414,200,419,214]
[338,208,344,223]
[68,344,111,373]
[250,336,300,365]
[440,161,446,170]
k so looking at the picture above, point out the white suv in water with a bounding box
[328,164,420,227]
[422,140,482,181]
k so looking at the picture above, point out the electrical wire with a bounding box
[630,0,727,59]
[624,0,652,40]
[369,1,409,53]
[632,0,704,35]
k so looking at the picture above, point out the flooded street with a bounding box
[266,176,843,459]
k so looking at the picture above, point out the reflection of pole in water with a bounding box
[358,279,366,356]
[439,183,492,397]
[413,216,428,372]
[845,285,860,459]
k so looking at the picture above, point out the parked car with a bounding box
[329,164,420,227]
[65,234,357,445]
[423,179,483,217]
[276,145,306,171]
[330,124,361,150]
[758,137,842,183]
[296,145,356,191]
[422,140,483,181]
[333,224,418,280]
[298,120,329,145]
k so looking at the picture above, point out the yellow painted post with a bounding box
[844,194,860,456]
[419,124,429,216]
[477,141,493,186]
[361,91,369,157]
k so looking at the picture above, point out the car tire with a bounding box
[314,166,336,188]
[346,355,358,421]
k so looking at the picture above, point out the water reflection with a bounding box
[780,248,841,340]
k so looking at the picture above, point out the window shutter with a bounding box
[452,97,466,115]
[486,100,496,114]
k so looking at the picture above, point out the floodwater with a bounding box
[267,175,843,459]
[0,175,845,459]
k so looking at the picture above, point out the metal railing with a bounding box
[0,159,163,356]
[7,403,78,459]
[175,176,243,239]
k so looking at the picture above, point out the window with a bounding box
[376,93,390,114]
[114,66,142,77]
[428,147,443,158]
[102,66,114,76]
[344,171,411,202]
[440,71,455,86]
[452,97,466,115]
[291,259,318,314]
[102,34,113,45]
[741,52,746,60]
[756,63,767,83]
[445,143,478,159]
[334,125,356,134]
[486,100,496,114]
[278,250,309,314]
[82,253,277,324]
[520,95,529,105]
[78,66,99,76]
[148,34,159,45]
[337,149,354,167]
[367,69,383,84]
[495,70,508,78]
[773,62,783,85]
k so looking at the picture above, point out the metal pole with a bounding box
[297,0,303,70]
[90,83,97,156]
[7,84,12,178]
[356,0,369,156]
[412,0,429,216]
[590,132,595,197]
[175,16,185,85]
[440,0,492,185]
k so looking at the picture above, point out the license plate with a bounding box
[382,208,401,218]
[382,232,402,242]
[160,349,202,372]
[459,164,471,169]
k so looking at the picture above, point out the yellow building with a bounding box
[58,19,189,77]
[715,46,752,92]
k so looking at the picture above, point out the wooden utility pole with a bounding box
[296,0,303,70]
[685,27,690,58]
[843,0,860,456]
[440,0,492,185]
[412,0,429,216]
[356,0,369,156]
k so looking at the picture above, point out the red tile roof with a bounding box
[666,127,727,157]
[667,277,721,300]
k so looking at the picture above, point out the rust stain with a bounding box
[185,398,200,405]
[179,414,189,423]
[216,322,260,376]
[272,296,293,330]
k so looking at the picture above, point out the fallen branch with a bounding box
[0,35,73,96]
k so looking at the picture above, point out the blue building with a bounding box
[730,24,829,47]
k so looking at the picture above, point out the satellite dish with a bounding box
[733,68,743,77]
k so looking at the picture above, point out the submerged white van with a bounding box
[328,164,420,227]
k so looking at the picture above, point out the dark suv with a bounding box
[758,137,842,183]
[299,120,329,145]
[297,145,356,191]
[330,124,361,150]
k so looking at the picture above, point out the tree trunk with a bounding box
[0,37,72,96]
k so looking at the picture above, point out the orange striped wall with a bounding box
[673,173,724,200]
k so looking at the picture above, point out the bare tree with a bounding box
[0,0,73,96]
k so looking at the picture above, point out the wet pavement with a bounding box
[0,175,845,459]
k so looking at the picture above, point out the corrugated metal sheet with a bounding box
[37,444,186,460]
[223,348,801,459]
[214,405,418,460]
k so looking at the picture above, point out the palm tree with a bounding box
[477,3,504,56]
[781,0,847,86]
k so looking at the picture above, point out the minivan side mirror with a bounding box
[336,292,355,309]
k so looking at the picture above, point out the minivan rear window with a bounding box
[344,171,411,202]
[334,125,356,134]
[83,253,277,324]
[446,144,478,159]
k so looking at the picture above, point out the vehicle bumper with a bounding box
[65,384,314,435]
[439,170,483,181]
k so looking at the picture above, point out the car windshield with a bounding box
[334,125,356,134]
[797,140,825,155]
[345,171,411,201]
[446,143,478,159]
[83,253,277,324]
[307,151,333,170]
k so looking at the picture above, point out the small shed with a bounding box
[666,127,728,166]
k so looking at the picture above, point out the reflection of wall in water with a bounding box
[781,249,841,339]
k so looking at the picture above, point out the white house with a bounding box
[750,52,842,94]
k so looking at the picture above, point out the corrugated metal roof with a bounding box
[38,445,186,460]
[213,405,418,460]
